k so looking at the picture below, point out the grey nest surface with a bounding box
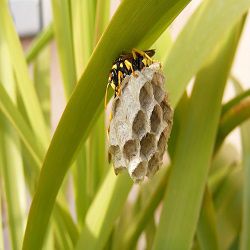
[108,63,173,183]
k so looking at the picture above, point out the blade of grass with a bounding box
[53,203,79,246]
[70,0,97,226]
[94,0,111,44]
[216,96,250,150]
[0,189,3,250]
[76,170,132,250]
[221,87,250,115]
[22,1,193,249]
[240,126,250,250]
[209,143,240,194]
[121,168,170,249]
[153,20,242,250]
[151,28,172,62]
[0,117,26,250]
[0,83,44,166]
[25,23,53,63]
[197,188,219,250]
[164,0,250,107]
[71,0,96,74]
[233,82,250,250]
[51,0,76,98]
[0,29,26,250]
[33,46,51,126]
[214,167,243,249]
[88,0,111,198]
[0,0,49,146]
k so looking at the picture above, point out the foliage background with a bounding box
[0,0,250,249]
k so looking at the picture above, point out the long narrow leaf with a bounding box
[0,189,3,250]
[0,83,44,166]
[51,0,76,98]
[34,47,51,126]
[233,82,250,250]
[197,188,219,250]
[0,1,49,146]
[0,28,26,250]
[26,23,53,63]
[76,170,132,250]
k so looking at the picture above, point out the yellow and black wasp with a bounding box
[105,48,155,107]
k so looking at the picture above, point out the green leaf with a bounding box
[0,1,49,147]
[153,20,242,250]
[0,189,4,250]
[121,168,169,249]
[233,82,250,250]
[51,0,77,97]
[76,170,132,250]
[0,28,26,250]
[23,1,192,249]
[26,23,53,64]
[216,94,250,150]
[88,0,110,201]
[0,83,44,166]
[33,46,51,126]
[94,0,111,44]
[197,188,219,250]
[214,168,243,249]
[164,0,250,107]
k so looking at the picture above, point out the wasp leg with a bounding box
[117,71,123,96]
[104,82,111,108]
[132,48,155,66]
[124,59,139,77]
[124,59,134,73]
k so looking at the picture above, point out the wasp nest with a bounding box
[108,63,173,182]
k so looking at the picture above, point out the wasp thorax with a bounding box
[108,63,173,183]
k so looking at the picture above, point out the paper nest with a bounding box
[108,63,173,183]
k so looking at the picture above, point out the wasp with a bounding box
[105,48,155,107]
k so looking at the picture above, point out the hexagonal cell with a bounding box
[139,82,153,111]
[147,154,160,178]
[132,110,147,139]
[152,71,164,88]
[160,99,172,124]
[140,133,156,160]
[131,161,147,182]
[157,129,167,158]
[123,139,139,161]
[150,104,162,134]
[152,84,165,104]
[109,145,126,174]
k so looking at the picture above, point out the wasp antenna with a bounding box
[105,82,110,109]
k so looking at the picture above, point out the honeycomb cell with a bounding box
[153,84,165,104]
[160,99,172,124]
[147,154,160,177]
[139,81,153,111]
[123,139,139,161]
[132,110,147,139]
[158,129,167,158]
[140,133,156,160]
[131,161,147,182]
[112,98,121,117]
[150,104,162,134]
[152,71,164,88]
